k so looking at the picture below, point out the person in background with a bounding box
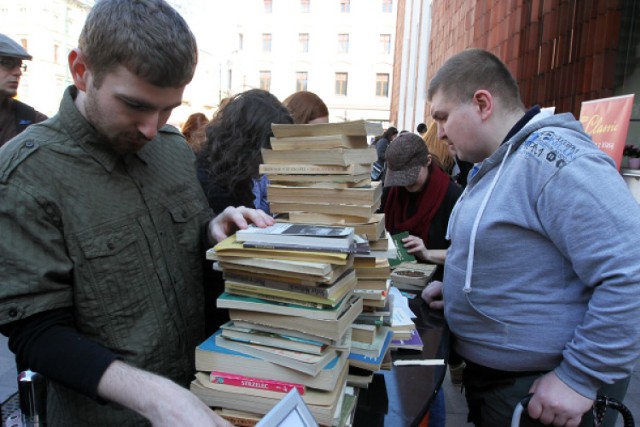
[282,90,329,124]
[371,126,398,182]
[416,122,427,135]
[383,132,462,281]
[421,122,454,174]
[0,1,273,425]
[382,132,462,427]
[0,33,47,146]
[422,48,640,427]
[197,88,293,215]
[181,111,208,151]
[196,89,292,334]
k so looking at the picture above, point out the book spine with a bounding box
[210,371,305,394]
[259,164,354,174]
[225,281,338,306]
[241,241,354,254]
[225,274,332,298]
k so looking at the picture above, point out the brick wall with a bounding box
[426,0,623,118]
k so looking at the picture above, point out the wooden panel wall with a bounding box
[426,0,623,117]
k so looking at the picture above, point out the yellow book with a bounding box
[210,235,349,265]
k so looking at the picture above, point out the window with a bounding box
[296,72,308,92]
[301,0,310,13]
[262,33,272,52]
[335,72,348,96]
[376,73,389,97]
[20,38,28,51]
[260,70,271,91]
[338,33,349,53]
[264,0,272,13]
[340,0,350,12]
[382,0,392,13]
[380,34,391,54]
[238,33,244,50]
[299,33,309,53]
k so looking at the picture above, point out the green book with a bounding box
[388,231,416,268]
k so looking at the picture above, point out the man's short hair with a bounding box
[427,49,524,112]
[79,0,197,88]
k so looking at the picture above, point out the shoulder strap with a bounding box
[12,100,37,135]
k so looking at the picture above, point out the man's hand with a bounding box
[208,206,275,244]
[527,371,593,427]
[97,361,233,426]
[421,280,444,310]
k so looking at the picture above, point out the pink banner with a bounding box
[579,94,635,170]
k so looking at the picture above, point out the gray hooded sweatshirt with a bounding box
[444,109,640,399]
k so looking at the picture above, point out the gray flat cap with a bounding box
[0,34,32,60]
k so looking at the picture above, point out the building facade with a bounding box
[392,0,640,145]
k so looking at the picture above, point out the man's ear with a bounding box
[68,48,89,91]
[472,90,493,121]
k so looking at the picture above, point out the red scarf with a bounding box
[384,163,450,246]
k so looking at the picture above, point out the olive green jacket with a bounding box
[0,86,212,426]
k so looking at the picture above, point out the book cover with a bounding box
[350,326,393,358]
[388,231,416,267]
[579,94,634,170]
[389,328,424,351]
[210,370,306,394]
[236,222,354,249]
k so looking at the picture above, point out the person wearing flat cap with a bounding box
[383,132,462,281]
[0,33,47,147]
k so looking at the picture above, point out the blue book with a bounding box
[348,328,393,371]
[195,330,346,391]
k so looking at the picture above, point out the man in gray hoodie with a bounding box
[422,48,640,427]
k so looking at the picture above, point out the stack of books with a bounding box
[260,120,397,388]
[262,120,384,240]
[191,224,365,426]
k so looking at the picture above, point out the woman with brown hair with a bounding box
[282,91,329,124]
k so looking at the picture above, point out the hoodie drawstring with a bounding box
[463,144,513,293]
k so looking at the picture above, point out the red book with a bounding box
[209,370,305,395]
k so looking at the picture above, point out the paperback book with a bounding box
[236,223,355,251]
